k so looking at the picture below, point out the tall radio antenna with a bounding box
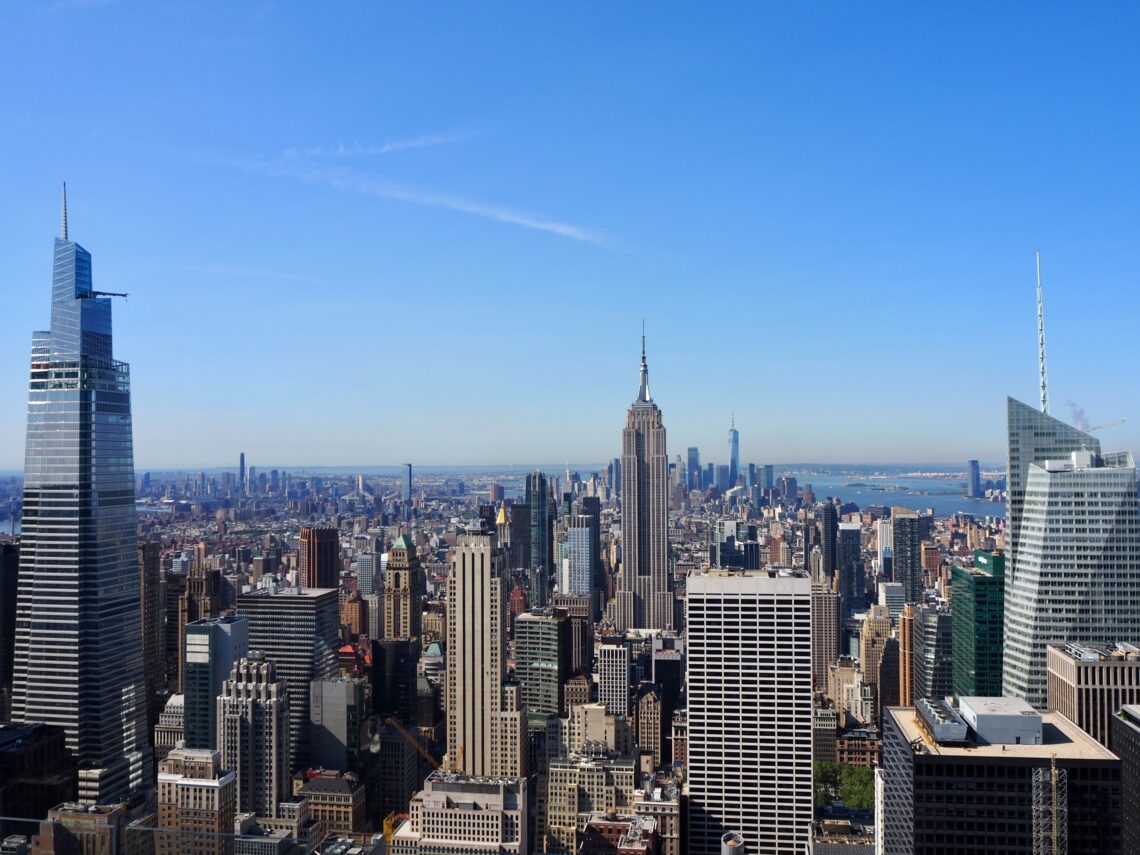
[1036,251,1049,416]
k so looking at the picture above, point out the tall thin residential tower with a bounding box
[11,187,153,803]
[526,471,551,607]
[617,334,672,630]
[728,416,739,488]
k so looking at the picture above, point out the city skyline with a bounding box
[5,5,1140,852]
[2,4,1139,468]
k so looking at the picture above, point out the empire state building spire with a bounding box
[636,323,653,405]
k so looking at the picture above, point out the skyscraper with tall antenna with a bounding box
[728,415,739,488]
[1002,258,1140,706]
[11,186,152,802]
[616,332,672,630]
[1003,401,1140,707]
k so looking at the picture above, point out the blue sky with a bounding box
[1,2,1138,469]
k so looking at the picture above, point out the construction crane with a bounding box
[1088,418,1127,432]
[384,716,465,774]
[384,716,442,769]
[78,290,129,299]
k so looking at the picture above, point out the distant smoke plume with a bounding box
[1068,400,1090,432]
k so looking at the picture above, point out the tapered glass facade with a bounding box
[11,228,152,802]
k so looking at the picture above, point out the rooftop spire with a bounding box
[637,321,652,403]
[1036,251,1049,415]
[60,182,68,241]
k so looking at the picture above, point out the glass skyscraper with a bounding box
[11,190,153,802]
[560,513,595,597]
[1003,403,1140,708]
[526,470,551,607]
[950,549,1004,697]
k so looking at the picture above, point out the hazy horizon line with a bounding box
[0,460,1008,476]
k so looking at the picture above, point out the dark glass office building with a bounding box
[951,549,1005,697]
[526,471,551,607]
[10,190,152,803]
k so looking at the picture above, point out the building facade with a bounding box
[911,605,954,704]
[526,472,552,608]
[1004,440,1140,708]
[383,534,424,642]
[514,609,570,718]
[298,528,339,590]
[1111,705,1140,855]
[859,604,892,709]
[560,515,596,598]
[811,585,840,692]
[836,522,862,613]
[10,195,152,803]
[890,509,922,605]
[309,677,368,772]
[390,773,529,855]
[617,339,672,631]
[686,568,812,855]
[236,585,339,769]
[950,550,1004,697]
[217,655,291,818]
[445,523,508,776]
[881,699,1121,854]
[184,616,249,751]
[156,748,236,855]
[1047,643,1140,747]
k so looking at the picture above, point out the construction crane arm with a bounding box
[385,716,444,771]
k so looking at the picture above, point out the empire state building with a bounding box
[617,336,672,630]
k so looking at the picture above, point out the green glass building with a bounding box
[951,549,1005,697]
[514,607,570,717]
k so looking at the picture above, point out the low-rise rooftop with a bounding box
[1050,642,1140,663]
[890,706,1116,761]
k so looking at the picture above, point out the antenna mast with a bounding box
[1036,251,1049,416]
[60,182,69,241]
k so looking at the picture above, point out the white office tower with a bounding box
[877,582,905,619]
[1003,445,1140,708]
[876,519,892,571]
[687,568,812,854]
[599,642,631,716]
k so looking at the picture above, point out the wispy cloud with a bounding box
[280,130,476,161]
[205,133,608,247]
[186,265,325,286]
[314,168,607,246]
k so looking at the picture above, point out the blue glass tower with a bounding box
[11,187,152,803]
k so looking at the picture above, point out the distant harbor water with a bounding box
[799,473,1004,521]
